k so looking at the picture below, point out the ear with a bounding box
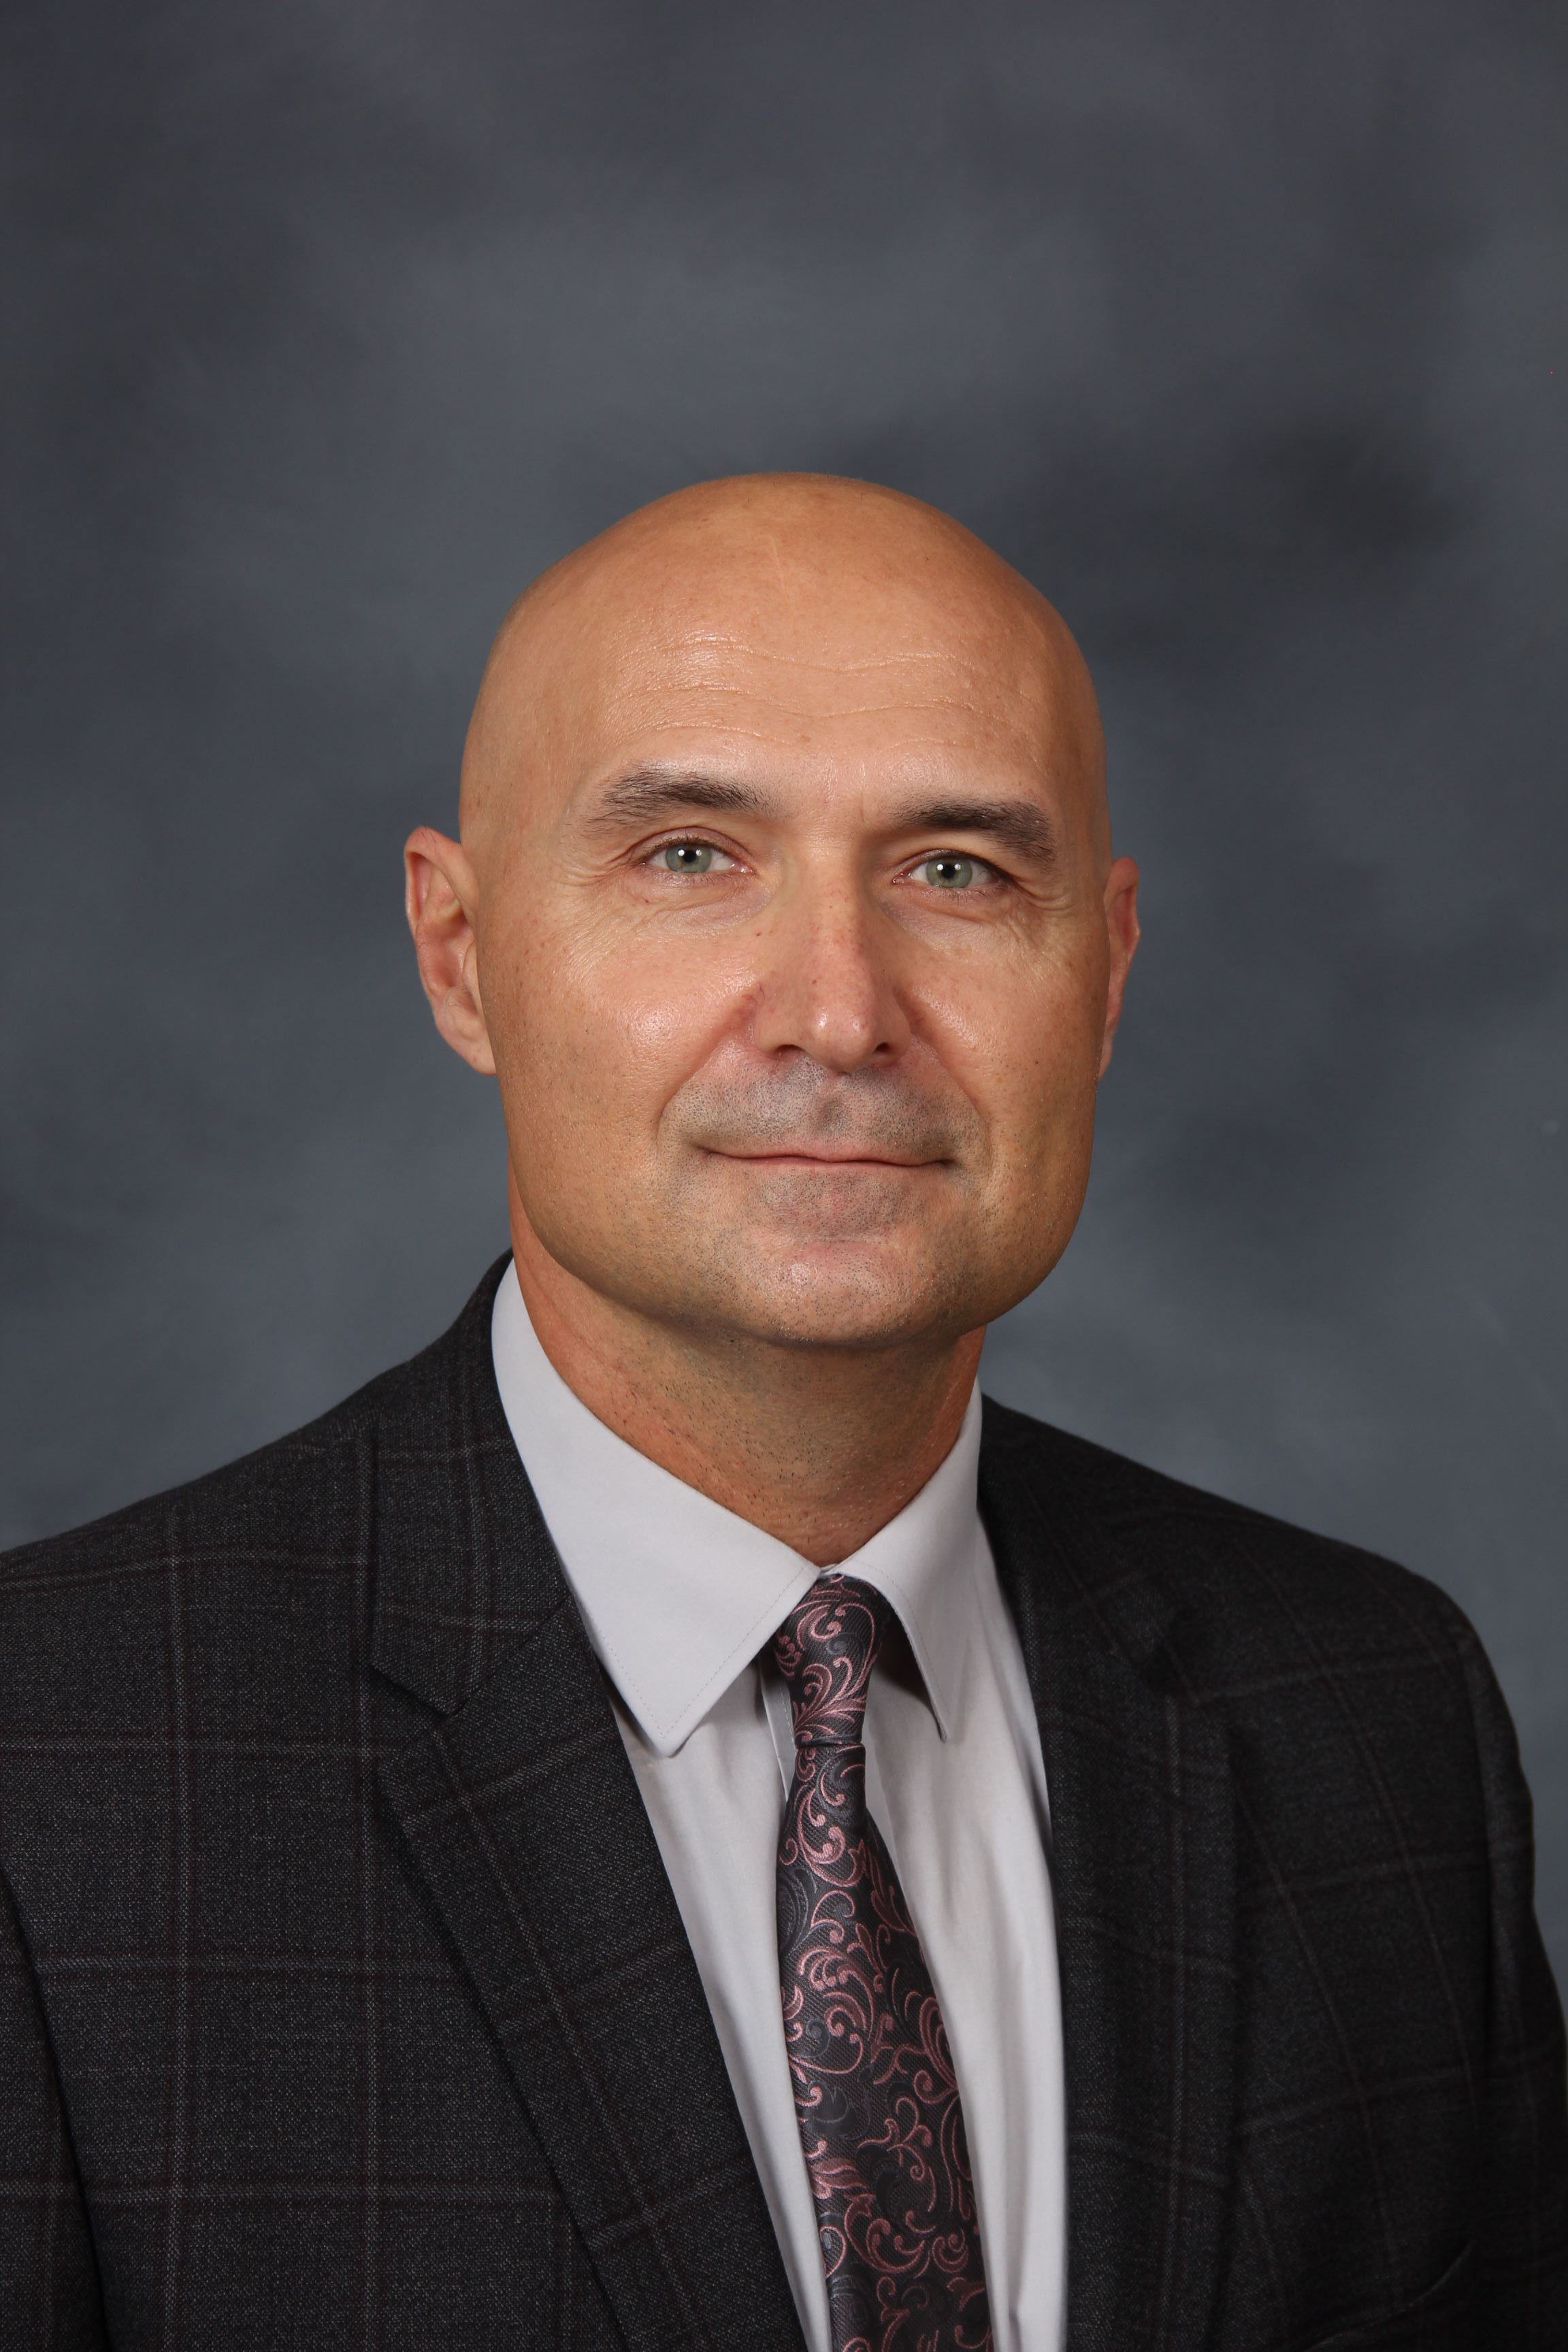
[1097,854,1141,1077]
[404,828,496,1075]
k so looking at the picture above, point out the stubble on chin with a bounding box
[603,1152,990,1350]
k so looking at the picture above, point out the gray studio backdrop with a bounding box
[6,4,1565,1987]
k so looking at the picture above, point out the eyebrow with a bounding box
[587,768,1058,865]
[589,770,774,826]
[894,797,1058,865]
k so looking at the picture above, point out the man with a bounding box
[1,475,1563,2351]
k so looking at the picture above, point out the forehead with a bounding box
[534,548,1071,795]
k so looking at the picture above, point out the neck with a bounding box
[508,1211,984,1567]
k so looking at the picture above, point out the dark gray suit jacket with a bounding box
[2,1257,1565,2349]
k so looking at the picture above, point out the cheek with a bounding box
[917,940,1105,1152]
[491,909,753,1124]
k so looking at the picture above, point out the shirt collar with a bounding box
[489,1263,981,1757]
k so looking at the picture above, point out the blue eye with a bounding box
[918,853,975,889]
[662,841,715,872]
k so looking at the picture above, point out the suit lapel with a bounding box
[371,1260,803,2352]
[981,1400,1239,2352]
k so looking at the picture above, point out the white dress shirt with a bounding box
[491,1266,1065,2351]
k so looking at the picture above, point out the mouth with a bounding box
[706,1148,943,1171]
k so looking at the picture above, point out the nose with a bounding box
[749,872,912,1073]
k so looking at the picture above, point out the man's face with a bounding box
[462,527,1137,1355]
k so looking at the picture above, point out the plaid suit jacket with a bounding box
[1,1256,1565,2350]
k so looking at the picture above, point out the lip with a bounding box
[706,1149,940,1170]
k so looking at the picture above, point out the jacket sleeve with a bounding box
[0,1864,109,2350]
[1432,1589,1568,2347]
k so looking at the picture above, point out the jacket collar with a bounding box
[370,1256,806,2352]
[981,1396,1239,2352]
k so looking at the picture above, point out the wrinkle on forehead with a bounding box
[459,472,1107,865]
[612,625,1031,669]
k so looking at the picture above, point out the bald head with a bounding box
[457,472,1108,870]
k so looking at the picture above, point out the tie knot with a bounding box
[771,1574,889,1750]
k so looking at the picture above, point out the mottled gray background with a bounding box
[5,3,1565,1985]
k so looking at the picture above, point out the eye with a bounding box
[656,839,732,875]
[915,852,979,889]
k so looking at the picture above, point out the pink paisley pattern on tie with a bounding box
[774,1574,993,2352]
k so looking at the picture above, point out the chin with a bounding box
[693,1237,985,1353]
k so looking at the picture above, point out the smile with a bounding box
[708,1149,942,1170]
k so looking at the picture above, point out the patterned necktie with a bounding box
[772,1573,993,2352]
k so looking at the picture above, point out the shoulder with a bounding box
[978,1392,1479,1697]
[0,1267,513,1911]
[3,1366,386,1600]
[0,1304,469,1705]
[979,1395,1532,1885]
[0,1258,506,1614]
